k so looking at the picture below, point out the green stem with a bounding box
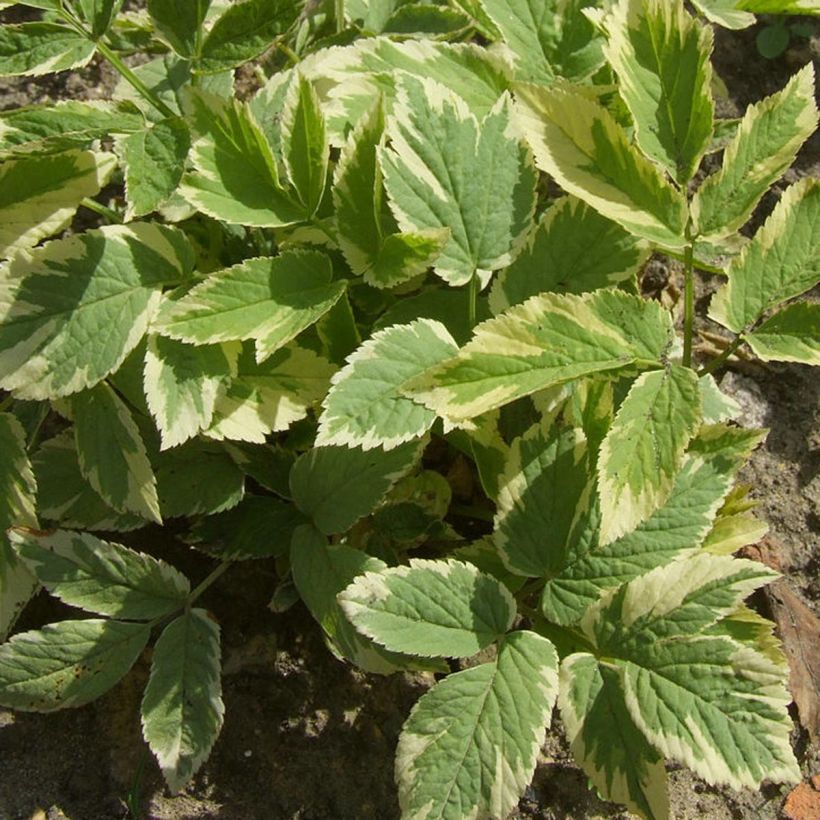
[81,196,122,224]
[95,40,176,119]
[699,335,746,376]
[450,503,494,523]
[468,272,478,330]
[187,560,233,608]
[335,0,345,33]
[0,394,13,413]
[682,226,696,369]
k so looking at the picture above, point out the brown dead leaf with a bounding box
[783,781,820,820]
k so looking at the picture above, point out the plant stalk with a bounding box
[335,0,345,33]
[682,228,696,369]
[699,335,746,376]
[468,272,478,330]
[81,196,122,223]
[187,560,234,608]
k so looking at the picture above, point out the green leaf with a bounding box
[481,0,605,83]
[737,0,819,13]
[692,63,818,239]
[332,98,448,288]
[119,117,191,219]
[690,0,755,30]
[289,439,423,535]
[0,619,149,711]
[0,149,116,260]
[746,301,820,364]
[317,319,458,450]
[709,178,820,333]
[141,609,224,793]
[224,441,294,498]
[579,553,799,789]
[515,82,689,247]
[559,653,669,820]
[407,289,672,423]
[0,100,143,159]
[206,343,335,442]
[32,431,146,531]
[75,0,123,37]
[598,365,702,545]
[154,438,244,518]
[147,0,211,58]
[144,334,236,451]
[489,196,649,314]
[290,524,425,674]
[281,73,329,219]
[179,92,302,227]
[396,630,558,820]
[72,382,161,524]
[0,412,38,639]
[0,23,96,77]
[10,528,189,620]
[699,373,741,424]
[339,558,516,657]
[602,0,714,185]
[541,425,761,625]
[495,421,591,577]
[197,0,299,74]
[153,252,346,362]
[383,3,470,36]
[0,223,193,400]
[381,75,537,286]
[189,495,305,560]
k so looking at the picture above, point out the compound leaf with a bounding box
[0,22,96,77]
[289,439,423,535]
[515,82,688,248]
[692,63,818,239]
[0,149,116,260]
[147,0,211,59]
[317,319,458,450]
[10,528,189,620]
[381,75,536,286]
[746,301,820,364]
[141,609,223,793]
[396,630,558,820]
[339,558,516,657]
[602,0,714,185]
[153,252,345,362]
[72,382,161,524]
[709,177,820,333]
[0,619,149,711]
[407,289,673,423]
[489,196,649,314]
[0,223,192,400]
[598,365,702,545]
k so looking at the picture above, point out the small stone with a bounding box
[243,749,253,758]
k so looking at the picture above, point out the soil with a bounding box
[0,10,818,820]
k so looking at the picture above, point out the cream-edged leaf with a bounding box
[598,365,702,545]
[709,178,820,333]
[396,630,558,820]
[0,150,116,259]
[10,528,189,620]
[206,343,335,443]
[72,382,161,524]
[0,22,96,77]
[0,223,192,400]
[0,619,149,711]
[339,558,516,658]
[179,92,302,227]
[489,196,649,314]
[381,76,537,286]
[144,334,236,450]
[514,82,689,247]
[317,319,458,450]
[560,653,669,820]
[746,301,820,364]
[690,0,755,30]
[602,0,714,184]
[692,63,818,240]
[152,252,346,361]
[141,609,223,793]
[407,289,673,423]
[289,439,423,535]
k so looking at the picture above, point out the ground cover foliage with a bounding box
[0,1,818,818]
